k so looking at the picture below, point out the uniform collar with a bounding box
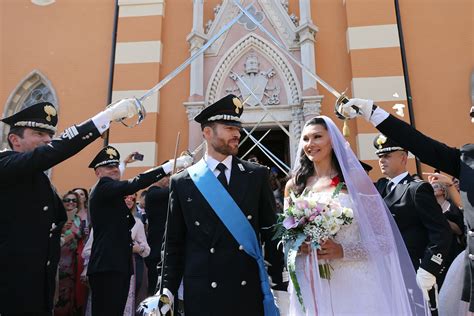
[389,171,409,186]
[204,154,233,172]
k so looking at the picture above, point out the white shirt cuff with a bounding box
[162,161,172,175]
[91,111,111,134]
[119,161,126,176]
[370,107,390,127]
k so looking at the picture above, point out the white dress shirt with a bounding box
[204,154,233,183]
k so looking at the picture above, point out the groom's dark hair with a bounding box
[293,117,344,196]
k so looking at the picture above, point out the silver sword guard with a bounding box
[106,97,147,128]
[334,92,360,120]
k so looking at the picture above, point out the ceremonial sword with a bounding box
[232,0,359,120]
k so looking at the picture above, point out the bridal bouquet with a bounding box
[273,177,353,312]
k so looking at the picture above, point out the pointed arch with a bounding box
[205,33,301,106]
[1,70,58,148]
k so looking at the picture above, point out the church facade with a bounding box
[1,0,472,193]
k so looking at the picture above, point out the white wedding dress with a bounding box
[288,192,390,316]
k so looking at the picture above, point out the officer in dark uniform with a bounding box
[373,134,451,284]
[344,98,474,310]
[87,146,192,316]
[161,95,286,316]
[0,99,139,315]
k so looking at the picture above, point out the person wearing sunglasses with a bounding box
[55,191,83,316]
[0,97,142,315]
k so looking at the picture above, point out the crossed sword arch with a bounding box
[133,2,435,314]
[120,0,351,177]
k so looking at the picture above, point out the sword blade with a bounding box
[232,0,342,99]
[138,1,257,102]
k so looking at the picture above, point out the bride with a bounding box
[284,116,428,315]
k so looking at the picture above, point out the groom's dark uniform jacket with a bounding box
[374,113,474,310]
[162,157,285,316]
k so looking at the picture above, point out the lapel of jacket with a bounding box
[211,157,250,245]
[384,174,412,209]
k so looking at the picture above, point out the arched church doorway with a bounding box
[238,127,290,178]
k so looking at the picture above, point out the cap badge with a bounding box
[44,105,57,122]
[376,135,387,149]
[232,97,243,114]
[106,148,118,159]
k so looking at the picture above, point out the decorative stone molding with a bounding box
[289,105,304,165]
[302,95,323,119]
[187,32,207,52]
[258,0,299,50]
[206,33,301,107]
[183,102,205,121]
[204,1,238,55]
[206,0,300,55]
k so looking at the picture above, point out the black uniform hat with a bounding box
[194,94,244,127]
[1,102,58,133]
[359,160,373,172]
[88,145,121,169]
[373,134,406,156]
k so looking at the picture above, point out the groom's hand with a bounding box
[317,239,343,260]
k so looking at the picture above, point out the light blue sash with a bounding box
[188,159,279,316]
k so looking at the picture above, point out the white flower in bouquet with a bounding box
[342,207,353,218]
[329,223,341,235]
[330,206,343,217]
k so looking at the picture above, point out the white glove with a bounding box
[162,154,193,174]
[158,288,174,315]
[103,98,140,122]
[174,154,194,169]
[416,267,436,301]
[342,98,374,121]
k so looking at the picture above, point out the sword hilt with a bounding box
[334,94,361,120]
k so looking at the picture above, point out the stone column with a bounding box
[302,95,323,121]
[187,0,206,98]
[297,0,318,92]
[183,102,205,155]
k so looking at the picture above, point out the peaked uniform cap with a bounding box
[1,102,58,133]
[194,94,244,127]
[88,145,121,169]
[373,134,406,156]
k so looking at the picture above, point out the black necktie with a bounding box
[216,163,228,188]
[384,181,394,197]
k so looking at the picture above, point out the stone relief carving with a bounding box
[226,53,279,106]
[207,34,300,106]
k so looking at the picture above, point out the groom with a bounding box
[160,94,286,315]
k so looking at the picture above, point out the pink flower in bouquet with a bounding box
[295,199,309,210]
[283,215,307,229]
[282,216,298,229]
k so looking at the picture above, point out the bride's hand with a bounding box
[317,239,343,260]
[298,242,312,255]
